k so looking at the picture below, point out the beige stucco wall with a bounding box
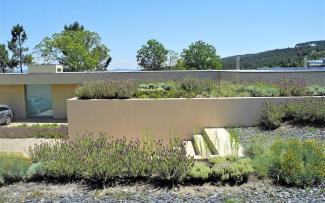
[0,85,26,118]
[52,84,77,119]
[67,97,318,144]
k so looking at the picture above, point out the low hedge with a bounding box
[75,78,325,100]
[262,98,325,129]
[28,136,255,186]
[0,124,68,139]
[29,135,192,186]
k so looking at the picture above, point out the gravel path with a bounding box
[236,125,325,146]
[0,178,324,203]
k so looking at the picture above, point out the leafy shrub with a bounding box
[29,135,192,186]
[270,139,325,187]
[75,80,137,99]
[261,102,286,129]
[242,82,280,97]
[277,77,307,96]
[261,98,325,129]
[26,162,46,180]
[0,153,31,186]
[136,82,178,99]
[248,137,325,187]
[306,85,325,96]
[179,77,202,93]
[210,157,253,184]
[187,162,211,180]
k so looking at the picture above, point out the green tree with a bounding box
[181,41,222,70]
[64,21,84,31]
[136,39,168,71]
[34,22,111,72]
[8,24,33,73]
[0,44,10,73]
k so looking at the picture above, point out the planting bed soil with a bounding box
[0,178,324,203]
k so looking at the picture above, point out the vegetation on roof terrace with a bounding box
[75,77,325,99]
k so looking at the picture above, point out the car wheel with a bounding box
[5,115,12,125]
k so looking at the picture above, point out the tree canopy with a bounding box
[136,39,168,71]
[0,44,10,73]
[181,41,222,70]
[8,24,33,73]
[34,22,111,72]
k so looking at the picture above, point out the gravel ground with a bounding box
[236,125,325,146]
[0,178,324,203]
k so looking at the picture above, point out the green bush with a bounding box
[242,82,280,97]
[261,98,325,129]
[270,139,325,187]
[187,162,211,180]
[261,102,286,129]
[0,153,31,186]
[26,162,46,179]
[29,136,192,186]
[210,157,253,184]
[277,77,307,96]
[248,137,325,187]
[306,85,325,96]
[75,80,137,99]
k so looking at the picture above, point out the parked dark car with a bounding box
[0,104,14,125]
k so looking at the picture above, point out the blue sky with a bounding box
[0,0,324,70]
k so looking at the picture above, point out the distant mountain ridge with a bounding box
[221,40,325,70]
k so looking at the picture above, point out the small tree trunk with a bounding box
[18,36,23,73]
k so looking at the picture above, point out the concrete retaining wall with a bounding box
[67,96,321,143]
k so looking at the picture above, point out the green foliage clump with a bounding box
[262,98,325,129]
[29,136,192,186]
[26,162,46,180]
[277,77,307,96]
[247,136,325,187]
[187,162,211,180]
[135,82,177,98]
[75,80,137,99]
[210,157,253,184]
[242,82,280,97]
[0,153,31,186]
[306,85,325,96]
[270,139,325,187]
[179,78,216,97]
[261,102,286,129]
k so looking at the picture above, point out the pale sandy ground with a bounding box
[0,138,60,157]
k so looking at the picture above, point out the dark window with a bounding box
[0,107,9,112]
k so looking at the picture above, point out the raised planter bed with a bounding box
[67,96,325,143]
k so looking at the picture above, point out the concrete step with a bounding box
[183,140,196,158]
[203,128,244,157]
[192,134,212,159]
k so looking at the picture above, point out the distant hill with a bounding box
[221,40,325,70]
